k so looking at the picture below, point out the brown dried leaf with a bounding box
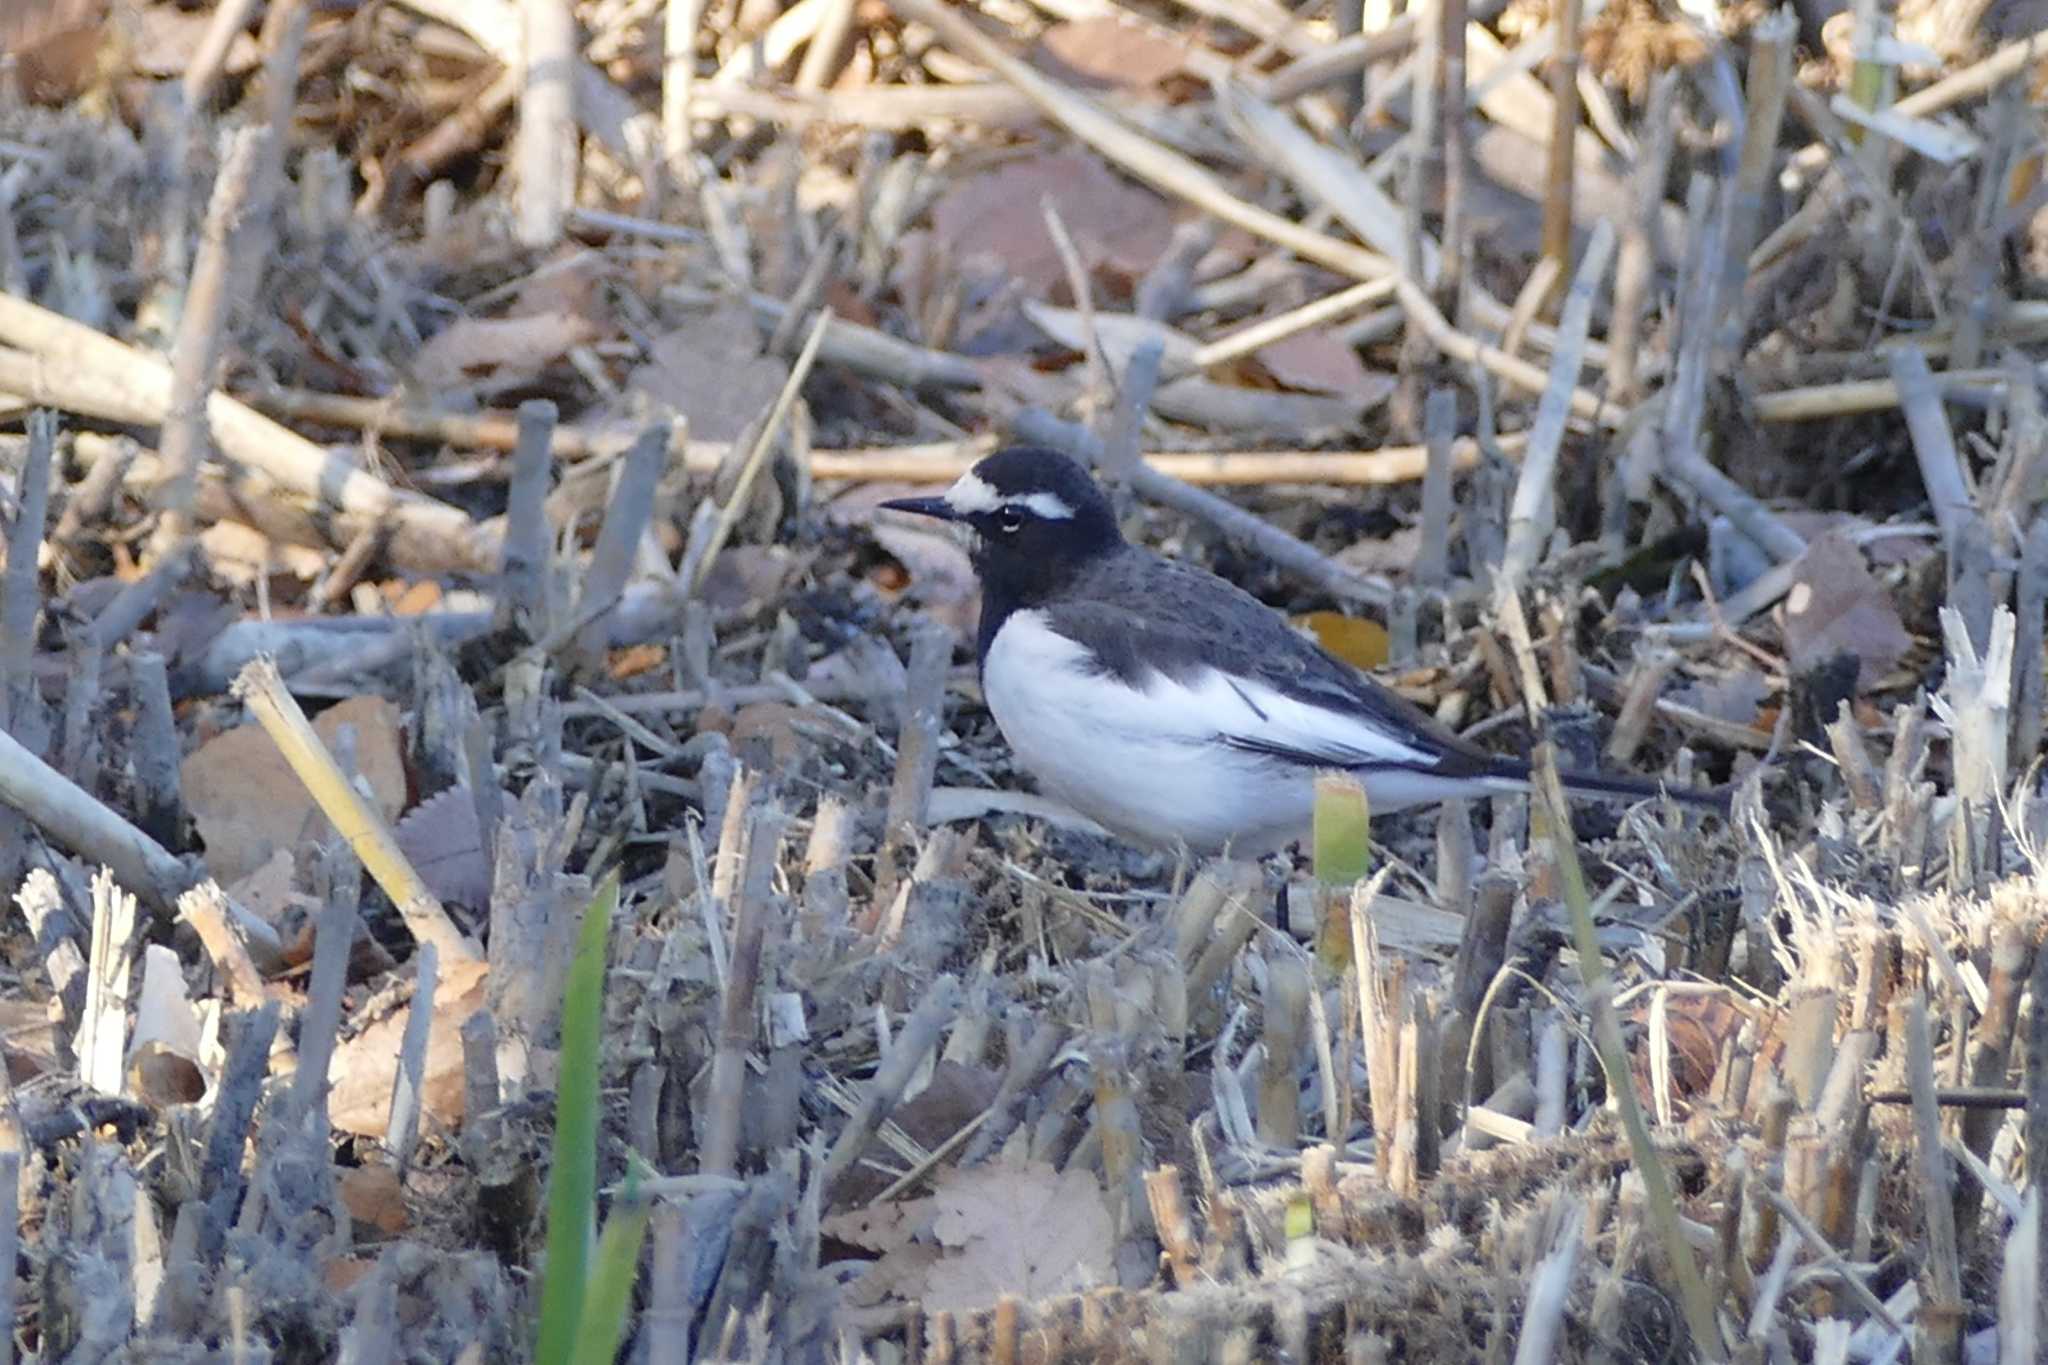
[919,1157,1114,1313]
[1253,329,1389,400]
[1780,530,1912,688]
[327,957,490,1138]
[1032,18,1187,92]
[4,0,105,104]
[931,150,1178,298]
[182,695,408,885]
[628,299,787,443]
[340,1164,411,1237]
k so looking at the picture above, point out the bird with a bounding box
[881,447,1726,855]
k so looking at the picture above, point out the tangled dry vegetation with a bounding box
[1,0,2046,1359]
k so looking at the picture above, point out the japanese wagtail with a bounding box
[882,447,1725,855]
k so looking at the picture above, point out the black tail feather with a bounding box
[1480,757,1733,812]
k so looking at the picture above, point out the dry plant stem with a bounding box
[78,872,138,1095]
[0,1142,13,1365]
[515,0,577,248]
[688,310,832,596]
[1416,388,1458,587]
[241,385,1525,484]
[819,975,962,1194]
[128,652,182,847]
[199,1001,280,1259]
[502,400,555,630]
[253,0,311,217]
[1905,993,1965,1359]
[873,620,950,912]
[0,720,191,914]
[1609,70,1679,411]
[570,419,672,658]
[1825,702,1883,810]
[701,801,783,1178]
[1538,0,1584,310]
[1101,338,1162,484]
[1503,218,1615,579]
[1717,9,1796,361]
[1606,648,1678,765]
[1184,278,1399,375]
[0,302,491,572]
[232,658,477,962]
[176,882,273,1007]
[387,941,438,1170]
[1404,6,1440,283]
[1889,347,1979,550]
[2014,511,2048,762]
[157,128,263,553]
[181,0,263,108]
[1258,953,1309,1148]
[1263,16,1417,101]
[1753,362,2046,422]
[1961,926,2031,1169]
[662,0,703,182]
[292,888,357,1123]
[1990,350,2045,536]
[794,0,855,90]
[1784,28,2048,183]
[1144,1166,1201,1288]
[1,409,54,712]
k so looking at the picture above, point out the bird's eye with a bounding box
[995,510,1024,534]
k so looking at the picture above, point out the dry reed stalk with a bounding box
[386,941,438,1171]
[1609,70,1680,420]
[702,799,784,1177]
[514,0,577,247]
[1905,993,1966,1360]
[0,304,491,571]
[1502,217,1615,579]
[0,408,53,714]
[561,419,672,657]
[1258,953,1309,1148]
[1716,10,1797,362]
[233,658,476,961]
[155,128,261,554]
[1538,0,1583,316]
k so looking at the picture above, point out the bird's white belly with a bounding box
[981,610,1497,852]
[980,614,1311,852]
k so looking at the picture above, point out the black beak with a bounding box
[878,495,959,522]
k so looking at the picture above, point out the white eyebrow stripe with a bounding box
[944,471,1001,513]
[1018,491,1074,520]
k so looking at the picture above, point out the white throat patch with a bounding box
[943,471,1076,522]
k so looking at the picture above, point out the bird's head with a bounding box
[881,448,1123,590]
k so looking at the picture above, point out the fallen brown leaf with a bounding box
[182,695,409,885]
[930,149,1178,299]
[1780,530,1912,689]
[327,956,490,1139]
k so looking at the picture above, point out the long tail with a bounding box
[1479,757,1733,813]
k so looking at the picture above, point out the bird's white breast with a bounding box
[981,610,1465,853]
